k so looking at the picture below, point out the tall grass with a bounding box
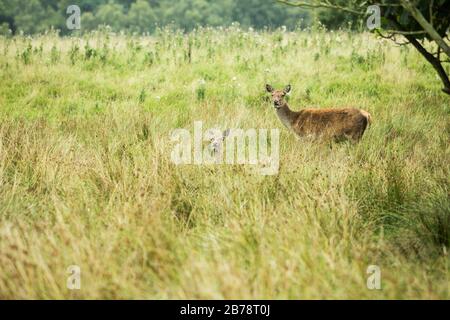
[0,26,448,299]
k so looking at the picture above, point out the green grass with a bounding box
[0,27,448,299]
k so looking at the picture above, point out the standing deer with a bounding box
[266,84,372,142]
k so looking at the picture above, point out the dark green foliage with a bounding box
[0,0,310,35]
[379,0,450,40]
[315,0,360,29]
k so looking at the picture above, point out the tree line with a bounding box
[0,0,312,35]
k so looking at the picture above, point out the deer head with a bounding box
[207,128,230,155]
[266,84,291,109]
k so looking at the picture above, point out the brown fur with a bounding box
[266,84,371,142]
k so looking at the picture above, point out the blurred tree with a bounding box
[233,0,308,29]
[13,0,50,34]
[127,0,158,33]
[80,12,98,32]
[160,0,234,30]
[95,1,127,31]
[0,0,17,33]
[315,0,361,29]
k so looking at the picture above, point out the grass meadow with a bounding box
[0,26,449,299]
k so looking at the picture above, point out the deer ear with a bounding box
[284,84,291,94]
[265,84,274,93]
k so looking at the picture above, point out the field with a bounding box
[0,26,449,299]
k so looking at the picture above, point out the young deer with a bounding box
[201,128,231,163]
[207,128,230,156]
[266,84,371,142]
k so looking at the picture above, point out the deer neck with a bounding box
[276,102,297,129]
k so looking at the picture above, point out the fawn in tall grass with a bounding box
[266,84,372,142]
